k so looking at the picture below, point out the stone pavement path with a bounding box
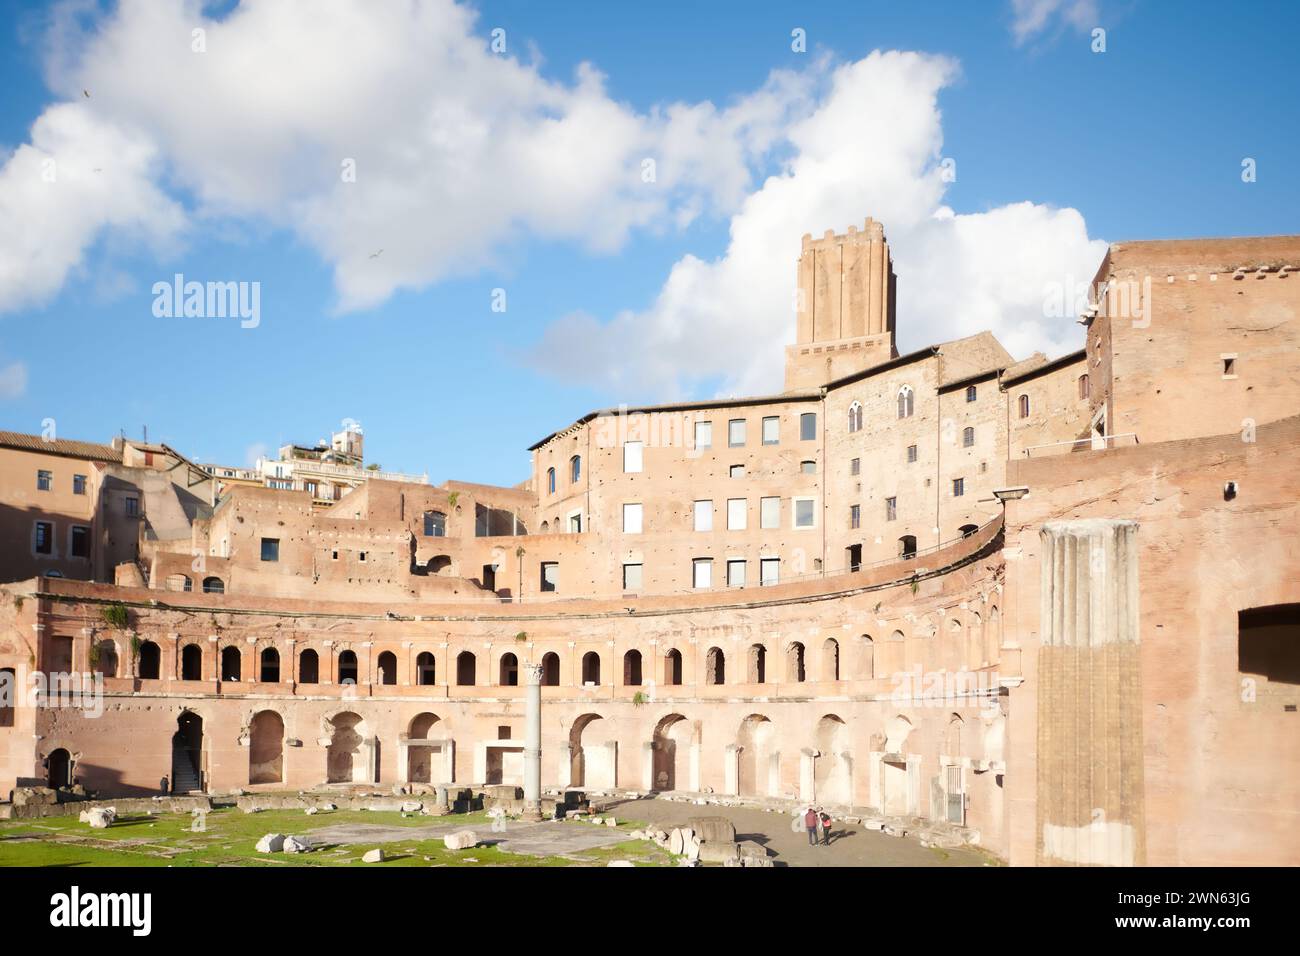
[304,819,628,857]
[606,798,993,867]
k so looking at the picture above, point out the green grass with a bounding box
[0,807,673,868]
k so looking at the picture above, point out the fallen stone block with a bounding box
[724,857,744,867]
[737,840,768,859]
[605,817,617,827]
[256,833,286,854]
[86,808,116,829]
[283,836,311,853]
[698,841,738,863]
[742,856,775,868]
[362,848,385,863]
[305,807,319,815]
[443,830,479,851]
[688,816,736,844]
[400,801,423,813]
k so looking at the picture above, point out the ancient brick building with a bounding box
[2,222,1297,866]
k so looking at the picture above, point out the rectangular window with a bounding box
[694,500,713,532]
[963,427,975,448]
[694,420,712,450]
[800,412,817,441]
[623,441,643,473]
[693,558,713,589]
[541,562,558,593]
[623,503,643,534]
[850,457,860,476]
[424,511,446,536]
[729,464,745,479]
[34,521,53,555]
[70,526,90,558]
[727,559,746,587]
[727,498,747,530]
[73,474,87,495]
[37,470,52,492]
[124,496,139,517]
[907,445,918,463]
[762,416,779,445]
[966,384,978,403]
[760,496,780,529]
[953,478,965,497]
[793,498,815,529]
[886,497,897,521]
[850,505,860,529]
[261,538,280,562]
[568,512,582,534]
[801,460,816,474]
[728,419,746,447]
[622,563,643,591]
[760,557,780,586]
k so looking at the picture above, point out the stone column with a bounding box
[522,662,543,820]
[1036,519,1144,866]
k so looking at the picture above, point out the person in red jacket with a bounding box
[804,806,819,846]
[819,809,833,846]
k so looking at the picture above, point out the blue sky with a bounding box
[0,0,1296,487]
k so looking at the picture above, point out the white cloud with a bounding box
[0,360,28,399]
[2,0,812,314]
[1009,0,1100,45]
[529,51,1108,399]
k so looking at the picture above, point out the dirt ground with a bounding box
[604,798,996,867]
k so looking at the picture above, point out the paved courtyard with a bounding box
[605,798,996,867]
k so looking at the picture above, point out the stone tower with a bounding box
[784,217,898,391]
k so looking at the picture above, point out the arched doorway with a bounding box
[172,712,203,793]
[47,748,72,789]
[541,651,560,686]
[416,652,436,685]
[376,651,397,685]
[747,644,766,684]
[137,640,161,679]
[663,648,683,685]
[737,714,774,796]
[407,712,440,783]
[326,712,367,783]
[499,652,519,686]
[249,710,284,784]
[581,652,601,685]
[299,648,319,684]
[181,644,202,681]
[220,646,241,682]
[568,713,611,788]
[623,650,642,686]
[814,714,849,804]
[652,714,692,791]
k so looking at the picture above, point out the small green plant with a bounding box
[910,577,920,595]
[101,602,130,630]
[447,491,460,509]
[130,634,143,660]
[13,595,24,611]
[631,692,648,707]
[88,642,101,669]
[514,631,528,642]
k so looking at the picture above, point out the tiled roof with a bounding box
[0,430,121,463]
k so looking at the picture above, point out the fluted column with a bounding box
[522,662,543,820]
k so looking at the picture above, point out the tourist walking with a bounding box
[804,806,819,846]
[820,809,833,846]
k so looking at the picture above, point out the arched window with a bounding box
[705,647,725,685]
[0,668,16,727]
[177,644,200,681]
[747,644,766,684]
[499,652,519,686]
[338,650,358,684]
[822,637,840,681]
[541,652,560,686]
[1018,394,1030,418]
[220,645,241,682]
[547,468,556,494]
[848,402,863,433]
[582,651,601,686]
[202,576,224,594]
[376,651,397,685]
[1078,373,1090,399]
[570,455,581,483]
[94,640,118,678]
[664,648,683,686]
[897,386,914,419]
[962,426,975,447]
[899,535,918,559]
[623,650,642,686]
[416,651,436,685]
[299,648,319,684]
[259,647,280,683]
[423,511,446,537]
[787,642,806,682]
[166,573,192,592]
[137,640,161,679]
[456,651,476,686]
[959,524,978,538]
[965,384,977,402]
[540,520,550,533]
[859,635,875,680]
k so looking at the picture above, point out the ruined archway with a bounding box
[407,712,441,784]
[249,710,284,784]
[814,714,850,804]
[736,714,774,797]
[171,711,203,793]
[652,713,693,792]
[882,715,914,816]
[326,712,368,784]
[568,713,612,788]
[47,748,72,789]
